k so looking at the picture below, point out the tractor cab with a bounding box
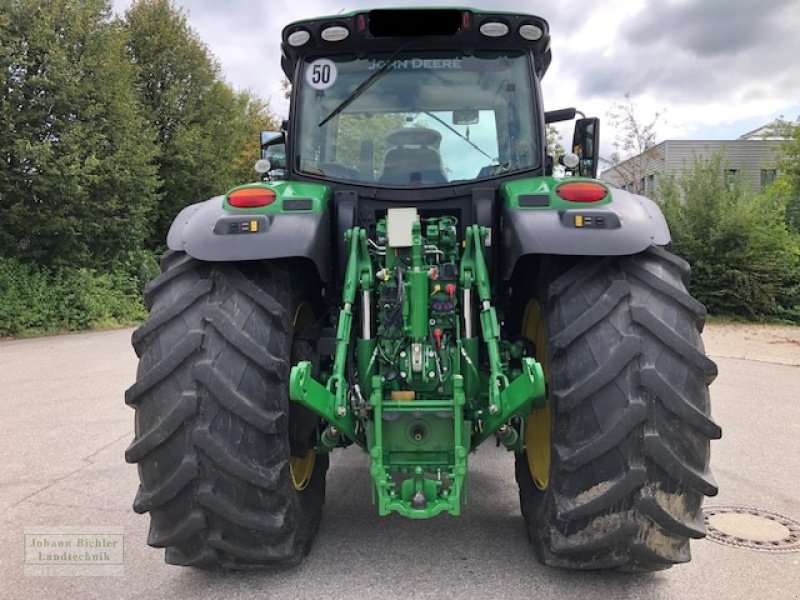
[263,9,597,189]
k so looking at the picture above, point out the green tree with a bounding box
[227,90,278,183]
[125,0,276,247]
[0,0,159,268]
[773,120,800,232]
[125,0,216,247]
[335,113,406,176]
[657,152,800,320]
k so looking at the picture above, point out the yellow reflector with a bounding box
[575,215,584,227]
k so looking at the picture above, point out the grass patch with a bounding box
[0,254,157,337]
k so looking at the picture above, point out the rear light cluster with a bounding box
[556,182,608,203]
[227,188,276,208]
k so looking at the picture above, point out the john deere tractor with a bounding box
[126,8,721,571]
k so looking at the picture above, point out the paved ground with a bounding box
[1,324,798,599]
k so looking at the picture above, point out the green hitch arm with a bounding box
[459,225,546,446]
[327,228,372,414]
[471,357,546,449]
[288,227,372,449]
[460,225,508,409]
[289,362,362,448]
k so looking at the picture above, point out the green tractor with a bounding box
[125,8,721,571]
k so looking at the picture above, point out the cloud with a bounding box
[112,0,800,157]
[625,0,796,57]
[114,0,608,113]
[564,0,800,104]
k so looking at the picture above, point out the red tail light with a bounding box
[556,182,608,203]
[228,188,276,208]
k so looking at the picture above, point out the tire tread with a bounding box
[126,253,326,568]
[516,246,719,571]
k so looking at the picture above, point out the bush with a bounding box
[0,254,156,337]
[656,153,800,321]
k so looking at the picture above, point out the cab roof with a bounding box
[280,8,551,82]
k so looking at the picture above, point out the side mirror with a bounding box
[260,130,283,149]
[572,118,600,178]
[544,107,577,124]
[259,131,286,179]
[264,143,286,170]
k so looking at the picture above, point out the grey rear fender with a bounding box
[502,187,671,280]
[167,196,331,282]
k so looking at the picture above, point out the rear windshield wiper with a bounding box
[422,110,495,162]
[319,42,411,127]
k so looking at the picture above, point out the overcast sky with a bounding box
[112,0,800,161]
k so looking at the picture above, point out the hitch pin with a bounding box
[497,423,519,451]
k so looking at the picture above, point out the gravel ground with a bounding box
[703,321,800,366]
[0,322,798,599]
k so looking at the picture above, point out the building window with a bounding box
[761,169,777,187]
[725,169,738,185]
[646,174,655,192]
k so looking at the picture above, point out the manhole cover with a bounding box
[703,505,800,553]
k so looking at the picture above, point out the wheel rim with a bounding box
[293,301,315,331]
[522,299,551,491]
[290,450,317,491]
[290,300,317,492]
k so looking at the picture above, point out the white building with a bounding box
[600,119,796,196]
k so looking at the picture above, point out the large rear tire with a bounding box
[515,246,721,571]
[125,251,327,568]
